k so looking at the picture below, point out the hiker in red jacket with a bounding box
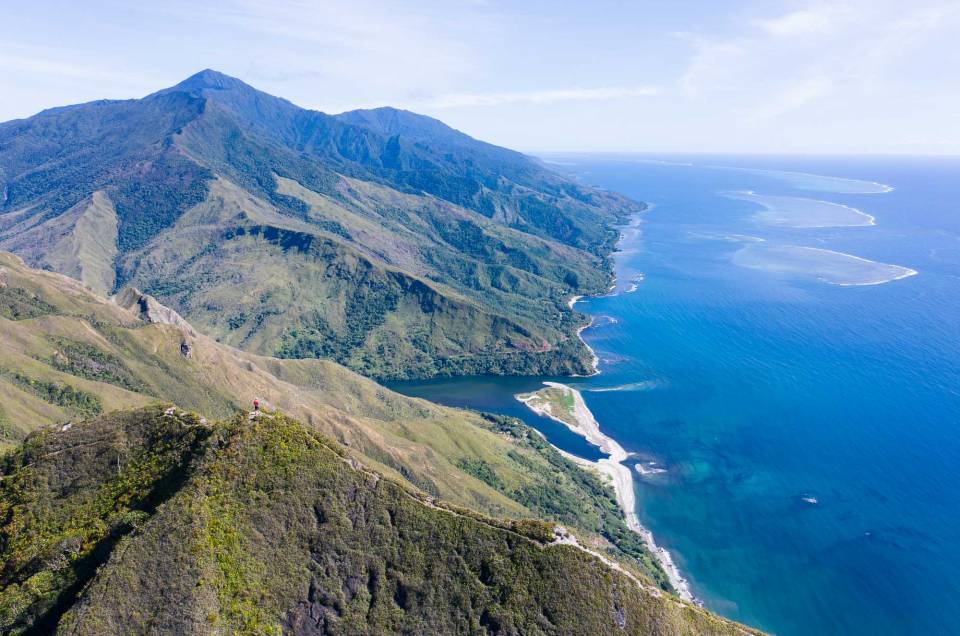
[253,398,260,412]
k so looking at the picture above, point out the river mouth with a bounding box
[385,375,607,462]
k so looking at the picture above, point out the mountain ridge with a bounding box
[0,250,771,633]
[0,70,642,379]
[0,405,758,635]
[0,250,672,590]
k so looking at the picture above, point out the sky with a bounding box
[2,0,958,154]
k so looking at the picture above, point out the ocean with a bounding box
[389,154,960,635]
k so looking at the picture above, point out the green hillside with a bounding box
[0,253,760,635]
[0,406,758,635]
[0,252,671,590]
[0,70,643,379]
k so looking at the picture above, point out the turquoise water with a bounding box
[390,155,960,635]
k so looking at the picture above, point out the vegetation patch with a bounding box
[0,369,103,418]
[479,413,671,591]
[276,276,401,363]
[0,406,753,635]
[517,386,578,428]
[45,337,148,394]
[113,151,212,254]
[0,406,19,445]
[0,287,59,321]
[455,457,505,491]
[0,406,208,633]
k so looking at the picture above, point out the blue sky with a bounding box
[3,0,958,154]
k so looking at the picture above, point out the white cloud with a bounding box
[753,6,854,37]
[895,4,960,30]
[0,51,137,84]
[150,0,482,99]
[653,0,960,152]
[677,1,960,121]
[747,76,834,121]
[422,86,662,109]
[676,36,744,98]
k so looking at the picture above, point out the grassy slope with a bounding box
[0,406,758,635]
[0,191,118,295]
[0,251,671,590]
[517,387,579,429]
[0,72,638,379]
[119,173,597,379]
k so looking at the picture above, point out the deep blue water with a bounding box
[390,155,960,635]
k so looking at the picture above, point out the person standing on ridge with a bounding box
[253,398,260,412]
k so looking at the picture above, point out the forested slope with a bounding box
[0,70,644,379]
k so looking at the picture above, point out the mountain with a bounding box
[0,254,759,634]
[0,251,669,586]
[0,70,643,379]
[0,407,756,635]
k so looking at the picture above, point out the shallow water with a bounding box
[390,154,960,635]
[724,190,875,228]
[731,243,917,285]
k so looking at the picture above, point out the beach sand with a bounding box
[568,294,600,376]
[517,381,695,602]
[534,210,699,598]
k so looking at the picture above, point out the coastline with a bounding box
[568,208,647,376]
[543,207,700,599]
[567,293,600,376]
[574,317,600,376]
[516,381,696,602]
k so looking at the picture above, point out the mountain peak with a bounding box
[334,106,518,156]
[156,68,301,128]
[171,69,250,93]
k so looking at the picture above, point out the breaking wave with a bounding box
[732,244,918,286]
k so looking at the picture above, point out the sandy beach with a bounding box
[574,318,600,376]
[568,294,600,376]
[535,209,699,599]
[517,381,695,602]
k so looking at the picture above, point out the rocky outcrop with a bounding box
[113,287,196,337]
